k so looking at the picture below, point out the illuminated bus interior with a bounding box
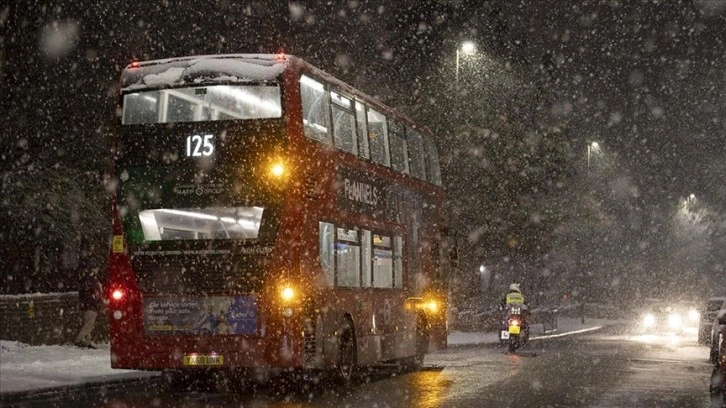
[138,206,264,241]
[122,84,282,125]
[319,222,403,289]
[299,74,441,185]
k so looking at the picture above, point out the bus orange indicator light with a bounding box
[415,299,440,313]
[270,162,285,177]
[281,286,294,301]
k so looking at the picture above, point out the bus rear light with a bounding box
[111,289,124,301]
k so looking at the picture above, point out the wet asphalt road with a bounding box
[5,325,720,408]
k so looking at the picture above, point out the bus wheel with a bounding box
[414,315,429,366]
[335,319,357,384]
[399,315,429,372]
[402,314,429,371]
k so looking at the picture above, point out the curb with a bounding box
[0,374,160,406]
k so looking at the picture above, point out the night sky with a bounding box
[1,0,725,296]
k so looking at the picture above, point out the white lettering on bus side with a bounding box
[174,184,224,196]
[344,177,379,206]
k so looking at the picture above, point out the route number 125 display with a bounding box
[186,134,214,157]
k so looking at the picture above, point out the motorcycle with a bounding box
[499,305,530,353]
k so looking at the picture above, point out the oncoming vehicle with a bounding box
[700,296,726,345]
[639,301,700,335]
[107,54,454,386]
[710,309,726,402]
[710,302,726,364]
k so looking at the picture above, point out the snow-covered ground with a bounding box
[0,317,613,396]
[0,342,157,395]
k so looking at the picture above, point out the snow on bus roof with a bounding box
[120,54,287,92]
[118,53,433,135]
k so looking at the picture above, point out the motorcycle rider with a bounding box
[500,282,527,309]
[499,282,530,334]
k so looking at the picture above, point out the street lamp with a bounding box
[479,264,491,292]
[456,41,476,84]
[587,141,600,173]
[686,193,696,211]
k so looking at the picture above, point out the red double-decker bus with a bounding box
[107,53,454,385]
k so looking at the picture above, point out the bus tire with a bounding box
[400,314,429,372]
[335,318,357,384]
[416,314,429,361]
[411,314,429,370]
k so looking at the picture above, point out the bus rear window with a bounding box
[138,206,264,241]
[122,85,282,125]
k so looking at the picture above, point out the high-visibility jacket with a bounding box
[505,292,526,305]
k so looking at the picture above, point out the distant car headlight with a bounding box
[688,309,699,322]
[668,313,682,328]
[643,313,656,328]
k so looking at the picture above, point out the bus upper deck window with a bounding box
[367,109,390,167]
[331,91,357,155]
[300,75,331,144]
[121,85,282,125]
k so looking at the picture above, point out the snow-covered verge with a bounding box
[0,341,157,395]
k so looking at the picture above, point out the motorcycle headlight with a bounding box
[688,309,699,322]
[643,314,656,328]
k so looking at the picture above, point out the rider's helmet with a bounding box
[509,283,521,293]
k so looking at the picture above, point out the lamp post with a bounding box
[456,41,476,84]
[581,140,600,323]
[479,265,490,292]
[587,141,599,174]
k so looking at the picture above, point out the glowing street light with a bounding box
[456,41,476,84]
[686,193,696,211]
[587,141,600,173]
[479,264,490,291]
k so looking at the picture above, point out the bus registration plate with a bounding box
[183,354,224,366]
